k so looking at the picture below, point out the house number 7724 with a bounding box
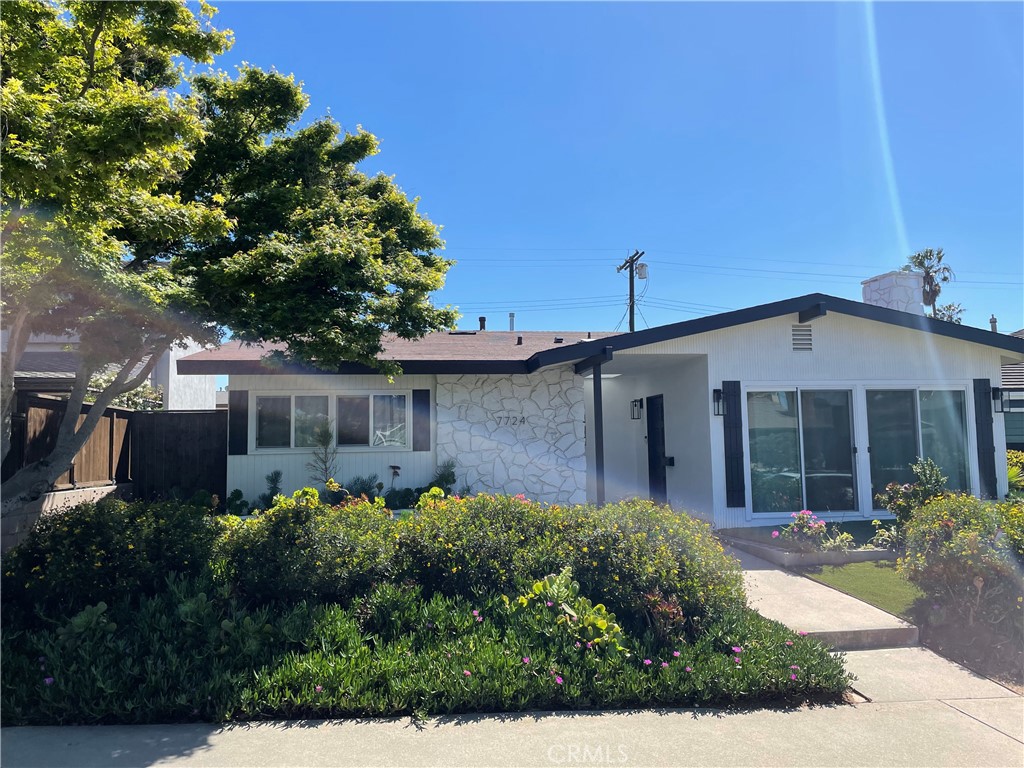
[493,415,526,426]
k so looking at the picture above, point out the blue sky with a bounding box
[206,1,1023,333]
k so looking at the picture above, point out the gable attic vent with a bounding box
[791,324,813,351]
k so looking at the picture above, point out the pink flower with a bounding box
[732,656,741,663]
[586,642,592,649]
[546,601,553,607]
[731,646,743,653]
[685,666,692,672]
[315,685,323,693]
[476,616,483,622]
[472,610,479,617]
[643,659,652,666]
[790,665,800,670]
[785,641,794,646]
[797,631,808,637]
[463,670,471,677]
[790,674,797,680]
[522,657,531,664]
[43,677,54,686]
[574,641,581,648]
[661,662,669,668]
[771,530,780,539]
[672,650,680,657]
[555,676,563,685]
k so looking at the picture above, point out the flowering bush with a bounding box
[876,458,949,528]
[776,510,827,551]
[899,494,1024,641]
[0,490,851,724]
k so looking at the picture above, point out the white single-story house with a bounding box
[178,274,1024,529]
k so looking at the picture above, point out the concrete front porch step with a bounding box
[808,626,919,652]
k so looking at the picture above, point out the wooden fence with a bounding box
[3,394,132,488]
[131,410,227,503]
[2,395,226,502]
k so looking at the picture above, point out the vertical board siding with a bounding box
[974,378,997,499]
[722,381,745,508]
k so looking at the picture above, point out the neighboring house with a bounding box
[1001,329,1024,451]
[178,275,1024,529]
[6,335,217,410]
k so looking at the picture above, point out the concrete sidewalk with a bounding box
[730,546,918,650]
[3,692,1021,768]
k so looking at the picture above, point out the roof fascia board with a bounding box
[177,358,532,376]
[530,293,1024,364]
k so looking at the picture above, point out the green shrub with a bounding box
[1008,451,1024,499]
[395,494,744,638]
[899,494,1024,640]
[345,474,381,501]
[2,498,218,623]
[215,488,397,604]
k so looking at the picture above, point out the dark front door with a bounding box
[647,394,667,504]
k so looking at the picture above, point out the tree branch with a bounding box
[78,4,109,98]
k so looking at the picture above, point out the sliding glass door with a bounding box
[866,389,969,506]
[748,389,856,513]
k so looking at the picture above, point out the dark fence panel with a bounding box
[130,410,227,503]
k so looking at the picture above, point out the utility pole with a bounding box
[616,249,645,332]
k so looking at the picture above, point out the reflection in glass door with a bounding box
[800,390,857,511]
[747,389,857,513]
[866,390,919,501]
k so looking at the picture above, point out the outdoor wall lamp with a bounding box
[713,389,726,417]
[992,387,1003,413]
[630,399,643,420]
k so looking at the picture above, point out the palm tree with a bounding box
[905,248,955,316]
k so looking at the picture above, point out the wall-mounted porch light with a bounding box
[630,399,643,420]
[713,388,726,417]
[993,387,1004,413]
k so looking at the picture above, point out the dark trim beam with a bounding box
[798,302,827,323]
[593,362,605,506]
[573,346,614,375]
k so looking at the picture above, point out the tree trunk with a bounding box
[0,345,162,520]
[1,307,32,466]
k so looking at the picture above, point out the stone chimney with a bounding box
[861,271,924,315]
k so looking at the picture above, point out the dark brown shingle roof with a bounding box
[178,331,620,375]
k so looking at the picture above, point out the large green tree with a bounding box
[1,1,456,515]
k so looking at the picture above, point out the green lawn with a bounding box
[796,560,924,621]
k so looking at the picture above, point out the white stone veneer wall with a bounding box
[436,366,587,504]
[861,271,924,315]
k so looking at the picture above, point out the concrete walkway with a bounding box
[3,555,1021,768]
[731,546,918,650]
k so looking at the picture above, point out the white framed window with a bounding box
[253,392,412,451]
[746,389,857,514]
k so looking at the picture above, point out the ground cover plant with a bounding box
[2,491,851,725]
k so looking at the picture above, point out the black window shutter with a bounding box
[228,390,249,456]
[973,378,997,499]
[412,389,431,452]
[723,381,745,508]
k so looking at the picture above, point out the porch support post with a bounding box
[593,362,605,506]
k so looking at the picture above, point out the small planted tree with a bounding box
[305,421,339,492]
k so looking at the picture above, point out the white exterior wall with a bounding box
[611,312,1010,528]
[585,358,713,518]
[154,342,217,410]
[227,373,437,503]
[436,366,587,504]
